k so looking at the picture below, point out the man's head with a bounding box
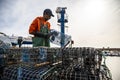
[43,9,54,21]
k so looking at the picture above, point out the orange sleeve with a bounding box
[29,17,39,34]
[29,17,51,34]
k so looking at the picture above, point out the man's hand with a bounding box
[31,31,48,38]
[31,31,56,39]
[50,31,58,36]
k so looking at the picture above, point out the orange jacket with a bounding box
[29,17,50,34]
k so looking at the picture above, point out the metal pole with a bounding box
[60,8,65,47]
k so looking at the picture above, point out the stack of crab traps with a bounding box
[0,40,112,80]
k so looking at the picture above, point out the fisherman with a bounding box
[29,9,54,47]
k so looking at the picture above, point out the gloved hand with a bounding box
[31,31,56,39]
[31,31,49,39]
[32,32,44,37]
[44,33,51,39]
[50,31,58,36]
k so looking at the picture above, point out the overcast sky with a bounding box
[0,0,120,48]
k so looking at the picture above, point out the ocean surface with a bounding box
[105,56,120,80]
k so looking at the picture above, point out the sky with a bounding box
[0,0,120,48]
